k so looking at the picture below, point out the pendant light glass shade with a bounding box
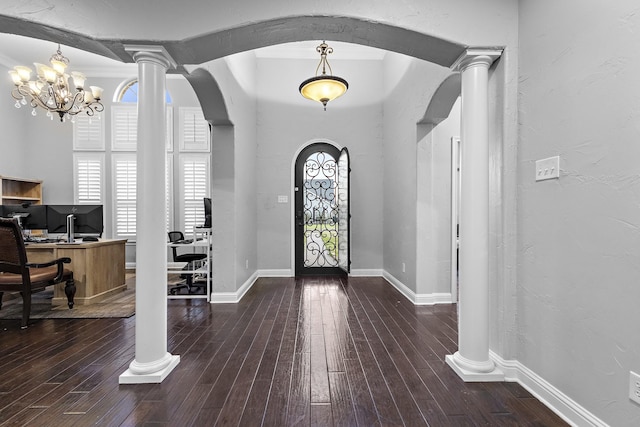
[299,42,348,110]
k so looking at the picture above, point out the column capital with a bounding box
[451,47,503,72]
[124,44,177,70]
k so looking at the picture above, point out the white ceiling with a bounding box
[0,33,386,78]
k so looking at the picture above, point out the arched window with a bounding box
[114,78,173,103]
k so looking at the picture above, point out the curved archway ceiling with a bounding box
[0,14,466,69]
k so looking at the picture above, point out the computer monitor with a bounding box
[203,197,211,228]
[47,205,104,236]
[1,204,48,229]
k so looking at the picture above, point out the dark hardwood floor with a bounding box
[0,276,568,426]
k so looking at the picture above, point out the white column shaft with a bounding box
[120,46,179,383]
[134,53,170,367]
[458,58,491,366]
[445,49,504,381]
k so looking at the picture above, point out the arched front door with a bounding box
[294,143,350,276]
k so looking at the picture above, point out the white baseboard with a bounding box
[382,270,452,305]
[256,269,293,277]
[490,351,609,427]
[210,271,259,303]
[350,268,384,276]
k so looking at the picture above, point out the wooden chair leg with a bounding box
[21,292,31,329]
[64,274,76,309]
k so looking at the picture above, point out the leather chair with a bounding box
[168,231,207,294]
[0,218,75,328]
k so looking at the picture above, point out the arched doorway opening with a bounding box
[294,142,350,276]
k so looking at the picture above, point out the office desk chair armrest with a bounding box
[26,257,72,282]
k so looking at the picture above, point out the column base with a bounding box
[119,355,180,384]
[446,352,504,382]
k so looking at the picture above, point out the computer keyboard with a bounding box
[26,237,60,243]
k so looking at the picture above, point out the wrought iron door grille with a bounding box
[303,151,339,268]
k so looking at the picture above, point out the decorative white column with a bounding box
[445,48,504,382]
[119,45,179,384]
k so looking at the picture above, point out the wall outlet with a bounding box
[630,371,640,405]
[535,156,560,181]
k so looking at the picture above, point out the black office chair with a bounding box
[168,231,207,295]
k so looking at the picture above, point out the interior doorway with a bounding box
[294,142,350,276]
[451,136,460,302]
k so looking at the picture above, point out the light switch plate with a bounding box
[277,195,288,203]
[630,371,640,405]
[535,156,560,181]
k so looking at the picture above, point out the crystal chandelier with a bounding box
[299,42,348,110]
[8,44,104,122]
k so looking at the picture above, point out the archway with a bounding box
[416,74,462,303]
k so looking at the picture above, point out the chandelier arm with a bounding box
[66,91,86,113]
[92,102,105,113]
[16,85,51,111]
[11,86,27,101]
[43,84,63,110]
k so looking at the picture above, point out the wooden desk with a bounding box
[25,239,127,305]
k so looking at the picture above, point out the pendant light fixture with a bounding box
[299,41,348,110]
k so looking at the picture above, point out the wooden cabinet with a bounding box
[0,175,43,205]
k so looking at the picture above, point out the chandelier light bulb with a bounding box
[50,59,67,75]
[14,66,32,82]
[90,86,104,100]
[8,70,21,85]
[71,71,86,89]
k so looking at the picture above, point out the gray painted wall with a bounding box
[382,56,453,291]
[518,1,640,424]
[0,63,28,175]
[255,57,384,272]
[201,56,258,293]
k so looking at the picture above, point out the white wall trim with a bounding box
[383,270,453,305]
[350,268,384,276]
[210,271,259,303]
[257,269,294,277]
[490,351,609,427]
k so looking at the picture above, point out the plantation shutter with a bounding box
[113,155,137,238]
[73,115,104,150]
[181,155,209,235]
[166,155,173,232]
[74,154,104,204]
[111,106,137,151]
[179,108,209,152]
